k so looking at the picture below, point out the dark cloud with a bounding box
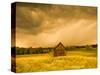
[16,3,97,35]
[15,2,97,47]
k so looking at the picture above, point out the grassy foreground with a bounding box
[15,50,97,73]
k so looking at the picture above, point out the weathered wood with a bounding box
[54,42,66,57]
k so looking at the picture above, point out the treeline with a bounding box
[11,44,97,55]
[11,47,53,55]
[66,44,97,51]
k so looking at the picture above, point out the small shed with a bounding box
[54,42,66,56]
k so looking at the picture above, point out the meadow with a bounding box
[14,47,97,72]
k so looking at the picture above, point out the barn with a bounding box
[54,42,66,56]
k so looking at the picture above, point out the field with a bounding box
[14,48,97,73]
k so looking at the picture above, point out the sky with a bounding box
[15,2,97,48]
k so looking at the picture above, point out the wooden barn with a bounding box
[54,42,66,57]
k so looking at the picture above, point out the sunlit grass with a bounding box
[15,50,97,73]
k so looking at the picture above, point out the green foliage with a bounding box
[15,47,51,55]
[14,44,97,55]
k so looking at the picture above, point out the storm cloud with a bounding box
[16,2,97,47]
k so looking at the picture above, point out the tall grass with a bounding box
[15,50,97,72]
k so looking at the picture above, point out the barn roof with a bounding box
[55,42,66,49]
